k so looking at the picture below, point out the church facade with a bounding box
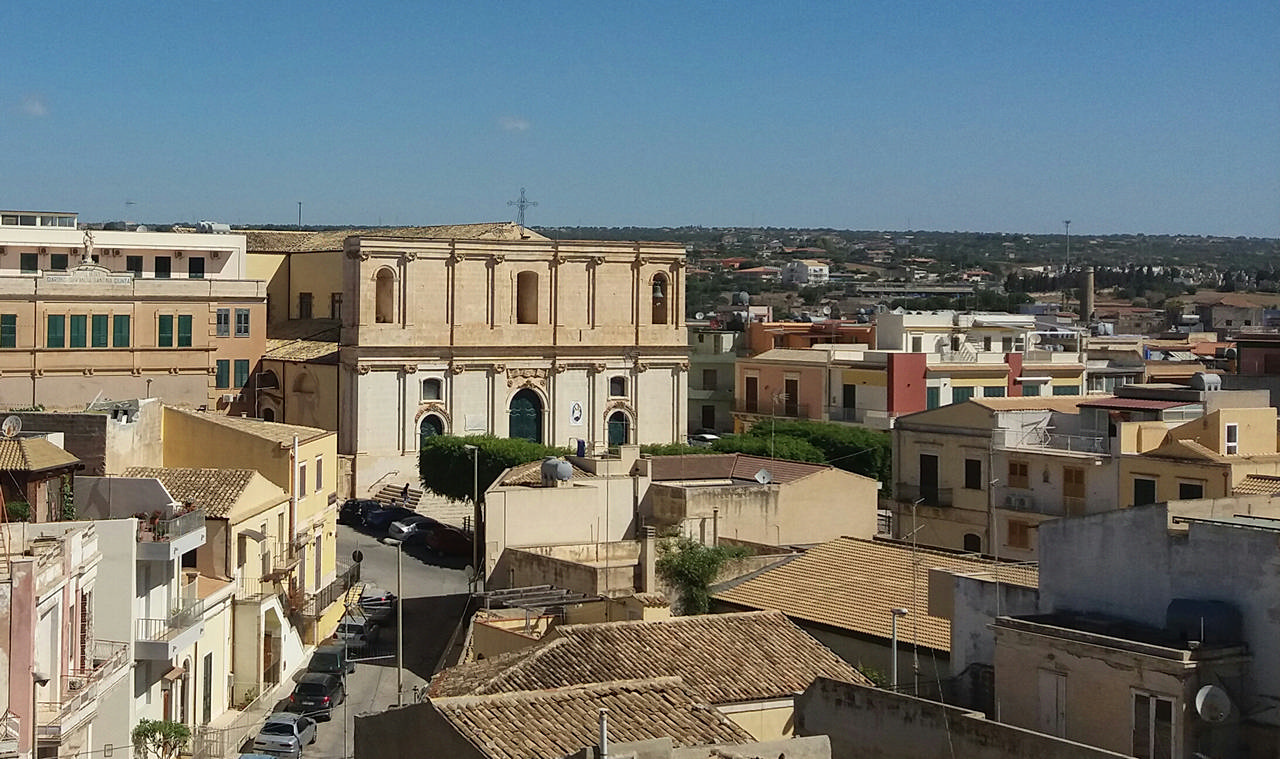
[338,230,688,488]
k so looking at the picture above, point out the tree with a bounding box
[132,719,191,759]
[655,537,746,615]
[736,419,892,483]
[418,435,568,503]
[711,433,825,463]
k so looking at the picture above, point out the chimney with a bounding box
[598,708,609,759]
[638,526,657,592]
[1082,266,1095,324]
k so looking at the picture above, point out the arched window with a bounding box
[420,415,444,442]
[607,411,631,447]
[516,271,538,324]
[375,268,396,324]
[421,378,442,401]
[651,273,669,325]
[963,533,982,553]
[609,376,627,397]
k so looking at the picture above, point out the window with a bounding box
[216,308,230,337]
[234,308,250,337]
[315,457,323,492]
[609,376,627,397]
[215,360,230,389]
[1132,693,1174,759]
[1178,481,1204,500]
[516,271,538,324]
[926,387,941,409]
[69,315,86,348]
[964,459,982,490]
[376,268,396,323]
[50,253,68,271]
[1052,385,1081,396]
[963,533,982,553]
[298,292,313,320]
[46,314,65,347]
[233,359,249,388]
[1133,477,1157,507]
[983,336,992,351]
[91,315,108,347]
[983,386,1006,397]
[1024,383,1041,396]
[113,315,131,347]
[330,293,342,320]
[953,386,974,403]
[188,257,204,278]
[651,274,669,325]
[421,378,442,401]
[158,315,174,347]
[1008,460,1029,489]
[0,314,14,348]
[1006,519,1031,549]
[911,335,923,352]
[702,368,717,390]
[1001,336,1013,352]
[783,378,799,416]
[744,375,759,413]
[126,256,143,277]
[20,253,38,273]
[178,315,193,347]
[299,462,307,496]
[1225,423,1238,454]
[155,256,171,278]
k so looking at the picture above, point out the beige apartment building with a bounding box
[0,211,265,412]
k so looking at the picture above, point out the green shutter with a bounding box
[91,315,109,347]
[215,360,230,389]
[953,386,974,403]
[178,315,193,347]
[233,359,249,388]
[1023,383,1040,397]
[158,315,174,347]
[69,315,87,348]
[0,314,16,348]
[46,315,65,348]
[113,315,130,347]
[926,387,941,409]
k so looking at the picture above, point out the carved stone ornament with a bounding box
[402,251,418,263]
[448,361,466,375]
[414,403,451,427]
[130,367,142,377]
[345,249,371,261]
[31,369,43,378]
[605,398,636,417]
[402,364,418,375]
[169,367,181,375]
[590,362,607,374]
[634,362,650,373]
[554,254,567,265]
[676,361,690,371]
[83,368,94,376]
[551,361,568,374]
[673,259,687,269]
[506,367,548,386]
[208,366,218,375]
[449,251,467,263]
[490,363,506,374]
[489,254,505,266]
[357,364,371,375]
[591,256,606,267]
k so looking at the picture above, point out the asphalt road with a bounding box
[276,523,472,759]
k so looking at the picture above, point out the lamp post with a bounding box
[31,669,49,759]
[464,444,481,591]
[890,609,909,691]
[383,538,405,706]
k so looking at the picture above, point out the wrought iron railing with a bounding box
[136,598,205,641]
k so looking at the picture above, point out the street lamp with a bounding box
[31,669,49,758]
[889,609,909,691]
[463,444,481,591]
[382,538,405,707]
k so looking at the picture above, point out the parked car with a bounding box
[424,524,473,557]
[287,672,346,721]
[356,586,398,622]
[335,615,381,650]
[251,713,316,758]
[362,505,416,533]
[687,432,720,447]
[306,643,355,678]
[338,498,381,526]
[388,514,440,543]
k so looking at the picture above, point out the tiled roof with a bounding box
[1077,398,1192,411]
[972,396,1097,413]
[0,437,80,472]
[648,454,832,485]
[1235,474,1280,495]
[432,678,752,759]
[121,467,257,518]
[499,458,596,486]
[244,222,547,253]
[713,537,1038,652]
[166,407,330,446]
[263,320,340,362]
[430,610,869,701]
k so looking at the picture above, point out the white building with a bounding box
[781,259,830,285]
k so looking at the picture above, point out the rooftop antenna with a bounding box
[508,187,538,227]
[297,201,303,230]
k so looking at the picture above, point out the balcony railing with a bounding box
[995,429,1107,455]
[36,639,129,739]
[895,483,954,508]
[137,507,205,543]
[733,400,810,418]
[292,563,361,619]
[136,597,206,642]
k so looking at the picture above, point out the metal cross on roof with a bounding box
[508,187,538,227]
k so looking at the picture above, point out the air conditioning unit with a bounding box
[221,393,238,404]
[1005,494,1030,511]
[67,678,84,691]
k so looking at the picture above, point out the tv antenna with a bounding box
[508,187,538,227]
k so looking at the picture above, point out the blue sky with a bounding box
[3,1,1277,236]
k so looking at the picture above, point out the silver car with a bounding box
[335,615,380,651]
[251,713,316,758]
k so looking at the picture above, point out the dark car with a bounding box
[338,499,381,526]
[424,524,473,557]
[287,673,345,720]
[361,505,416,533]
[388,514,441,544]
[356,586,398,622]
[306,644,355,678]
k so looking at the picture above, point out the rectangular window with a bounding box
[330,293,342,320]
[69,314,87,348]
[1024,383,1041,396]
[1133,477,1157,507]
[926,387,941,409]
[315,457,323,492]
[1132,693,1174,759]
[964,459,982,490]
[299,462,308,496]
[158,315,174,347]
[46,314,65,348]
[91,314,108,347]
[178,314,193,347]
[702,368,717,390]
[1178,481,1204,500]
[1225,423,1238,454]
[216,308,230,337]
[0,314,15,348]
[983,386,1006,397]
[20,253,38,274]
[126,256,143,277]
[298,292,313,320]
[1008,460,1030,489]
[233,359,249,388]
[1001,336,1013,352]
[744,376,759,413]
[215,360,230,389]
[911,335,923,352]
[188,257,205,278]
[50,253,69,271]
[1052,385,1080,396]
[113,314,131,347]
[234,308,250,337]
[953,386,974,403]
[155,256,171,278]
[1006,519,1031,549]
[983,336,993,351]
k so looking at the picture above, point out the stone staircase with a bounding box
[369,482,473,530]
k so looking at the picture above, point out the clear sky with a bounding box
[3,1,1277,237]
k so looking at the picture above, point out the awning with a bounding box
[1017,376,1052,383]
[239,529,267,543]
[162,666,185,682]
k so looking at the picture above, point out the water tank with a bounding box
[1190,372,1221,392]
[733,291,750,305]
[540,457,573,486]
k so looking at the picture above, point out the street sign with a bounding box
[352,549,364,564]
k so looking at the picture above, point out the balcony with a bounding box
[733,399,811,419]
[895,483,954,508]
[36,640,130,742]
[994,428,1107,455]
[136,507,206,561]
[135,597,206,660]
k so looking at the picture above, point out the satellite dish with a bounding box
[1,416,20,438]
[822,305,832,315]
[754,469,773,485]
[695,312,705,320]
[1194,684,1232,724]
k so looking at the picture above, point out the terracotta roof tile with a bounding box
[263,320,339,362]
[648,454,831,485]
[0,438,79,472]
[121,467,257,518]
[166,407,330,446]
[1234,474,1280,496]
[713,537,1038,652]
[430,610,868,701]
[432,678,752,759]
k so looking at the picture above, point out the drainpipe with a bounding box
[290,435,299,551]
[598,708,609,759]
